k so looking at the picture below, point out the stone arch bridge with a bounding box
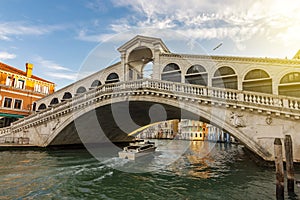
[1,35,300,162]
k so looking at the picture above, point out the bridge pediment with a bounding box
[117,35,170,54]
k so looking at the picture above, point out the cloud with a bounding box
[0,51,16,60]
[33,56,72,71]
[0,21,65,41]
[33,56,77,82]
[46,72,78,81]
[86,0,108,12]
[79,0,300,52]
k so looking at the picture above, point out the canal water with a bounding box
[1,140,300,200]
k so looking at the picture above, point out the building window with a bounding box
[15,79,25,89]
[43,86,49,94]
[14,99,22,109]
[34,84,41,92]
[3,97,12,108]
[5,76,13,86]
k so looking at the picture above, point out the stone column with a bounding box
[237,75,243,91]
[120,52,127,81]
[152,48,161,80]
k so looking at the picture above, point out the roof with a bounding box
[117,35,170,53]
[160,53,300,65]
[0,61,54,84]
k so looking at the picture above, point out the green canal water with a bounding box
[1,140,300,200]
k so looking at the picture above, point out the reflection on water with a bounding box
[1,140,300,199]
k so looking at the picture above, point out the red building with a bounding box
[0,62,55,127]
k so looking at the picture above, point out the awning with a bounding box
[0,113,24,118]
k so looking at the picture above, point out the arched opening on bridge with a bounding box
[278,72,300,97]
[212,66,237,89]
[127,46,153,79]
[90,80,102,88]
[32,102,36,111]
[161,63,181,83]
[76,86,87,94]
[105,73,120,84]
[49,98,59,106]
[62,92,72,100]
[243,69,272,94]
[185,65,208,86]
[142,62,154,79]
[37,103,46,111]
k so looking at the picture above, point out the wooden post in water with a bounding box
[284,135,295,193]
[274,138,284,200]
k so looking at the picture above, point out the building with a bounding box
[137,119,236,143]
[206,124,235,143]
[179,119,208,141]
[138,120,179,139]
[178,120,237,143]
[0,62,55,127]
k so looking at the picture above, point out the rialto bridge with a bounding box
[1,35,300,162]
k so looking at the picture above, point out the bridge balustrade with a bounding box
[1,79,300,136]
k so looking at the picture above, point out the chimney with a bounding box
[26,63,34,78]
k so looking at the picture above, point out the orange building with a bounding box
[0,62,55,127]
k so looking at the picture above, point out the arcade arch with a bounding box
[105,73,120,84]
[76,86,87,94]
[243,69,272,94]
[127,46,153,79]
[279,72,300,97]
[161,63,181,83]
[185,65,208,86]
[62,92,72,100]
[212,66,237,89]
[91,80,102,88]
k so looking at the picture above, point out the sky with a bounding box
[0,0,300,89]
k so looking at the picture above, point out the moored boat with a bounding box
[118,140,156,160]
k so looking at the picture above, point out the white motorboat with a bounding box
[118,140,156,160]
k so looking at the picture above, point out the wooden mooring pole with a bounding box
[284,135,295,194]
[274,138,284,200]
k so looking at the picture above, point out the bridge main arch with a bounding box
[44,92,272,161]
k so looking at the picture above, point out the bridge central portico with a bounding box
[1,35,300,162]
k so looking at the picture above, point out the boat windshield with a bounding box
[139,144,153,150]
[127,146,139,150]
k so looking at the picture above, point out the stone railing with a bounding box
[0,127,12,136]
[5,78,300,132]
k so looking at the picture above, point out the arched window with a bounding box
[76,86,86,94]
[243,69,272,94]
[279,72,300,97]
[62,92,72,100]
[161,63,181,83]
[38,103,46,111]
[49,98,59,106]
[91,80,102,88]
[212,66,237,89]
[185,65,208,86]
[105,73,119,84]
